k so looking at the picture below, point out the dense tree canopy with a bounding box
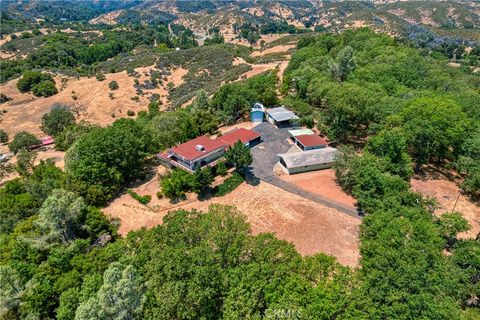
[65,119,153,204]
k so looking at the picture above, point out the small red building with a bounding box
[293,134,328,151]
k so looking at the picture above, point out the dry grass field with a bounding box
[103,165,361,267]
[412,178,480,239]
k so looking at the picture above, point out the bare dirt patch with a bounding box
[104,167,360,267]
[279,169,357,209]
[411,178,480,239]
[0,66,187,137]
[0,145,65,185]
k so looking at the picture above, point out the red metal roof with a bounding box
[170,135,226,161]
[41,136,54,145]
[219,128,261,147]
[295,134,328,147]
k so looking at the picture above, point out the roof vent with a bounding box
[196,144,205,152]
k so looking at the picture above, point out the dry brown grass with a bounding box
[104,165,361,267]
[411,178,480,239]
[0,66,187,137]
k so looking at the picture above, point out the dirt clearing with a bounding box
[411,178,480,239]
[104,167,360,267]
[279,169,357,209]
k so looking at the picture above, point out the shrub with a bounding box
[8,131,41,154]
[17,71,56,93]
[214,173,244,196]
[31,80,58,97]
[109,81,119,90]
[0,93,12,104]
[161,169,194,199]
[0,129,8,143]
[131,96,139,102]
[215,160,228,176]
[127,110,135,116]
[95,73,106,81]
[40,104,75,137]
[127,189,152,205]
[20,32,32,39]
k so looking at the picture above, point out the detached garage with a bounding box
[294,134,328,151]
[278,147,338,174]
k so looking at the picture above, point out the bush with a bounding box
[0,129,8,143]
[0,93,12,104]
[17,71,56,94]
[215,160,228,176]
[109,81,119,90]
[95,73,106,81]
[41,104,75,137]
[127,110,135,116]
[31,80,58,97]
[161,169,193,200]
[214,173,244,196]
[8,131,40,154]
[127,189,152,205]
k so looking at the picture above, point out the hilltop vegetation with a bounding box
[1,28,480,319]
[1,1,480,319]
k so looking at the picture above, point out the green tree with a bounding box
[437,212,470,245]
[160,169,192,200]
[324,83,383,141]
[15,149,37,177]
[329,46,356,82]
[401,98,470,170]
[8,131,40,154]
[74,263,145,320]
[0,129,8,143]
[55,121,96,151]
[17,71,54,93]
[192,90,209,110]
[457,130,480,196]
[0,265,25,318]
[365,128,413,179]
[41,104,76,137]
[65,119,151,204]
[224,141,252,173]
[34,189,86,248]
[192,166,214,194]
[32,80,58,97]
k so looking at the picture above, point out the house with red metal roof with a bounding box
[158,128,261,172]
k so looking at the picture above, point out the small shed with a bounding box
[265,106,299,128]
[294,134,328,151]
[250,102,265,123]
[278,147,338,174]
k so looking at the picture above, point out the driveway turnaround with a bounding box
[249,123,361,219]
